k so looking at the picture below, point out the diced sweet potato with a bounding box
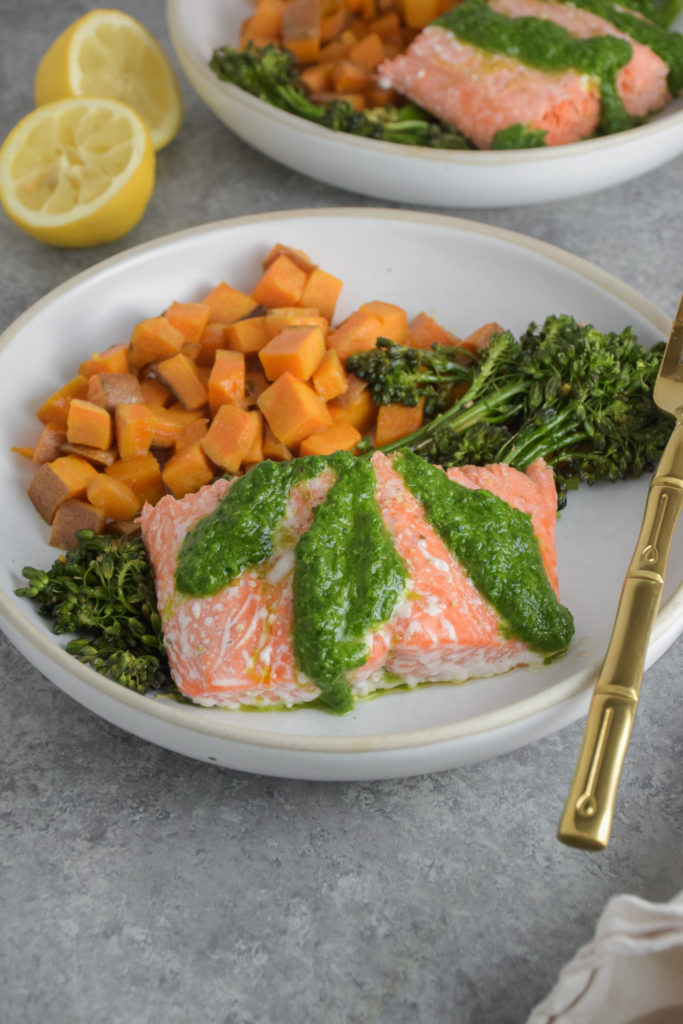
[49,499,106,550]
[403,0,441,27]
[163,301,211,344]
[299,419,361,456]
[264,308,328,340]
[87,372,144,410]
[461,321,504,353]
[139,377,174,407]
[251,254,308,309]
[149,407,201,448]
[406,312,460,350]
[208,350,246,414]
[201,405,260,473]
[162,442,214,499]
[374,397,424,447]
[105,454,164,507]
[259,325,326,382]
[174,418,209,452]
[312,348,347,401]
[244,367,269,408]
[243,410,264,465]
[28,455,99,524]
[257,372,332,447]
[326,310,383,362]
[196,322,233,366]
[155,353,209,411]
[32,423,66,465]
[282,0,322,62]
[263,244,316,274]
[79,343,130,377]
[60,443,118,467]
[358,300,408,344]
[223,316,270,355]
[200,282,258,324]
[37,375,89,429]
[262,424,294,461]
[129,317,185,370]
[249,0,288,36]
[86,474,141,520]
[327,373,377,434]
[300,267,343,323]
[66,399,113,450]
[114,403,155,460]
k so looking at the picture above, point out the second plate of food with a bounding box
[167,0,683,208]
[1,208,681,780]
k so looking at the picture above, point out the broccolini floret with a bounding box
[16,530,173,694]
[346,338,474,417]
[349,315,670,506]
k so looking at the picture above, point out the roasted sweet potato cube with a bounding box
[37,375,89,429]
[87,373,144,410]
[129,317,185,370]
[257,373,332,448]
[201,405,260,474]
[156,352,209,411]
[49,499,106,549]
[251,255,308,309]
[66,399,113,450]
[164,301,211,344]
[162,442,214,498]
[258,325,326,382]
[32,423,67,465]
[200,282,258,324]
[208,350,246,414]
[28,455,99,524]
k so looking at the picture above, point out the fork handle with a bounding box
[558,419,683,849]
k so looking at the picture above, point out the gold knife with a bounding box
[558,294,683,850]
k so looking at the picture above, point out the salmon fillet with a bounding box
[378,0,671,148]
[378,25,601,148]
[490,0,670,118]
[140,453,567,709]
[372,453,559,684]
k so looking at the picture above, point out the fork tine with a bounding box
[657,294,683,383]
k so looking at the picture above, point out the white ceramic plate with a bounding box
[166,0,683,208]
[1,209,681,780]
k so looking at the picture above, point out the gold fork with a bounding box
[558,294,683,850]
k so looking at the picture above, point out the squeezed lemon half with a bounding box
[34,8,183,151]
[0,98,155,248]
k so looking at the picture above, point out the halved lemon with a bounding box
[34,9,183,151]
[0,98,155,248]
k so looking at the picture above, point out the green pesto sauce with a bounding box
[395,449,575,654]
[436,0,635,134]
[491,123,548,148]
[554,0,683,94]
[292,452,408,714]
[174,457,327,597]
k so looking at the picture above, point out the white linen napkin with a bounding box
[525,890,683,1024]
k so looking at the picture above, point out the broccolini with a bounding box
[16,530,173,695]
[209,43,472,149]
[349,315,670,507]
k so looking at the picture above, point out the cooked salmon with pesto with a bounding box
[378,0,682,148]
[139,450,574,712]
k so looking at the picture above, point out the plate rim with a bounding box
[0,206,679,756]
[166,0,683,168]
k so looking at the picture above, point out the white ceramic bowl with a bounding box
[1,208,681,780]
[166,0,683,208]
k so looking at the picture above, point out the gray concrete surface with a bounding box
[1,2,682,1022]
